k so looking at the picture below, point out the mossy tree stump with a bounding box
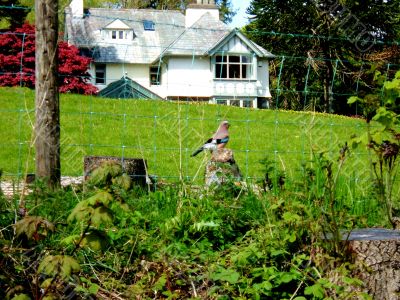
[205,148,241,186]
[84,156,148,187]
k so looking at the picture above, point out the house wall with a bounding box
[164,57,213,98]
[256,60,271,98]
[90,63,152,89]
[90,56,271,105]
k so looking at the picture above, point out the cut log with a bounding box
[347,228,400,299]
[84,156,148,187]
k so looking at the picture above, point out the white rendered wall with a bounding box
[165,57,212,97]
[256,60,271,98]
[90,58,271,100]
[69,0,83,18]
[185,8,219,27]
[90,63,150,89]
[106,64,148,86]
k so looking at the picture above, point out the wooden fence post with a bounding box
[35,0,60,187]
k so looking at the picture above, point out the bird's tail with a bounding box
[191,147,204,157]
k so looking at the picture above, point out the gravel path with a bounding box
[0,176,83,198]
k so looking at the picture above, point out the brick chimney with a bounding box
[185,0,219,28]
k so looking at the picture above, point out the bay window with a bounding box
[215,55,253,79]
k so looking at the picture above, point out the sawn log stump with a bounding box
[84,156,148,187]
[347,228,400,299]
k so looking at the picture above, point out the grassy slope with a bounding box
[0,87,368,183]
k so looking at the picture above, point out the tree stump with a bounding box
[347,228,400,299]
[84,156,148,187]
[204,148,241,186]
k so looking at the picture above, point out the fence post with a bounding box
[35,0,60,187]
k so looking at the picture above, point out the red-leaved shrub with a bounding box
[0,24,98,95]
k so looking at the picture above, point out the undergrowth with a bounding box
[0,154,374,300]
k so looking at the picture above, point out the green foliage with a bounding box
[0,0,30,29]
[66,160,134,251]
[210,267,240,284]
[67,191,114,226]
[38,255,80,280]
[87,161,123,187]
[14,216,54,242]
[349,69,400,227]
[1,177,372,299]
[10,295,31,300]
[245,0,400,113]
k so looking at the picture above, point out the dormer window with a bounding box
[105,29,134,40]
[111,30,124,39]
[102,19,134,41]
[143,20,155,31]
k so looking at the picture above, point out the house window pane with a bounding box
[95,64,106,84]
[241,65,247,78]
[214,55,252,79]
[150,66,161,85]
[229,64,240,78]
[111,31,116,39]
[243,98,252,107]
[143,20,155,31]
[215,64,227,78]
[216,99,227,105]
[230,99,240,106]
[216,55,227,62]
[119,30,124,39]
[229,56,240,63]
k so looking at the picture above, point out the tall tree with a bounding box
[35,0,60,187]
[245,0,400,113]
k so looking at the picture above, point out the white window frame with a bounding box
[150,66,161,85]
[214,54,253,80]
[109,30,130,40]
[95,64,106,84]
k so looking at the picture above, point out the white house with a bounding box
[65,0,274,108]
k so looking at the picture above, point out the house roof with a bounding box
[65,7,273,64]
[98,76,164,99]
[208,29,275,58]
[161,12,230,57]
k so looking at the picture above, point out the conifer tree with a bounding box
[245,0,400,113]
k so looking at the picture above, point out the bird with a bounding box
[191,120,230,157]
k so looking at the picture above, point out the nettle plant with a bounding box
[7,161,134,299]
[348,69,400,227]
[64,161,132,251]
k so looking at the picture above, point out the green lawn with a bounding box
[0,87,369,183]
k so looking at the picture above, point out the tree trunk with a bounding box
[35,0,60,187]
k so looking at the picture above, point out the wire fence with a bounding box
[1,8,399,195]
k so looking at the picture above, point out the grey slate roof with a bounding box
[162,12,230,56]
[65,7,273,64]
